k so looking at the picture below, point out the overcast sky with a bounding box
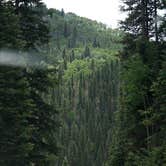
[42,0,126,28]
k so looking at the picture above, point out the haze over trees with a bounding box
[0,0,165,166]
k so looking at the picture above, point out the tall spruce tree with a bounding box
[13,0,49,50]
[112,0,166,165]
[120,0,165,40]
[0,1,59,165]
[0,1,34,165]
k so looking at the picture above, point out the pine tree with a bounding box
[117,0,166,165]
[61,8,65,17]
[0,1,22,49]
[26,68,58,165]
[0,1,59,165]
[0,2,34,165]
[69,50,75,63]
[92,38,98,48]
[64,22,69,38]
[62,49,67,69]
[13,0,49,49]
[69,26,77,48]
[120,0,164,40]
[83,46,91,58]
[0,65,36,166]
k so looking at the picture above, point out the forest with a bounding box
[0,0,165,165]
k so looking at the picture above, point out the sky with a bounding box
[42,0,126,28]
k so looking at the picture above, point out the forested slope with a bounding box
[0,0,165,166]
[0,1,123,165]
[46,8,122,166]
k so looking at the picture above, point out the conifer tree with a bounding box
[13,0,49,49]
[0,1,34,165]
[64,22,69,38]
[0,1,59,165]
[0,1,22,48]
[83,46,91,58]
[61,8,65,17]
[120,0,164,40]
[69,50,75,62]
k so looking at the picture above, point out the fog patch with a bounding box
[0,50,47,68]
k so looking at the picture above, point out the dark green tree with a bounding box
[0,1,59,165]
[14,0,49,49]
[83,46,91,58]
[0,1,22,49]
[120,0,165,41]
[69,50,75,63]
[61,8,65,17]
[64,22,69,38]
[0,1,33,165]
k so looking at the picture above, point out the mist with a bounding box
[0,50,47,68]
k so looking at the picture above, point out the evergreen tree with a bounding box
[0,1,22,49]
[13,0,49,49]
[120,0,164,40]
[69,26,77,48]
[64,22,69,38]
[26,68,58,165]
[69,50,75,63]
[62,49,67,69]
[0,65,36,166]
[0,2,33,165]
[92,38,99,48]
[83,46,91,58]
[61,8,65,17]
[114,0,166,165]
[0,1,59,165]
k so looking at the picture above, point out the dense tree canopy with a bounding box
[0,0,165,165]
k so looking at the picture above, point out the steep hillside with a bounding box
[43,9,123,166]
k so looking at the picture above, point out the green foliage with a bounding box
[2,0,165,165]
[0,66,34,165]
[63,59,92,80]
[109,0,166,164]
[83,46,91,58]
[0,1,23,49]
[0,1,59,165]
[55,55,121,165]
[123,55,150,106]
[14,0,50,49]
[48,9,123,50]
